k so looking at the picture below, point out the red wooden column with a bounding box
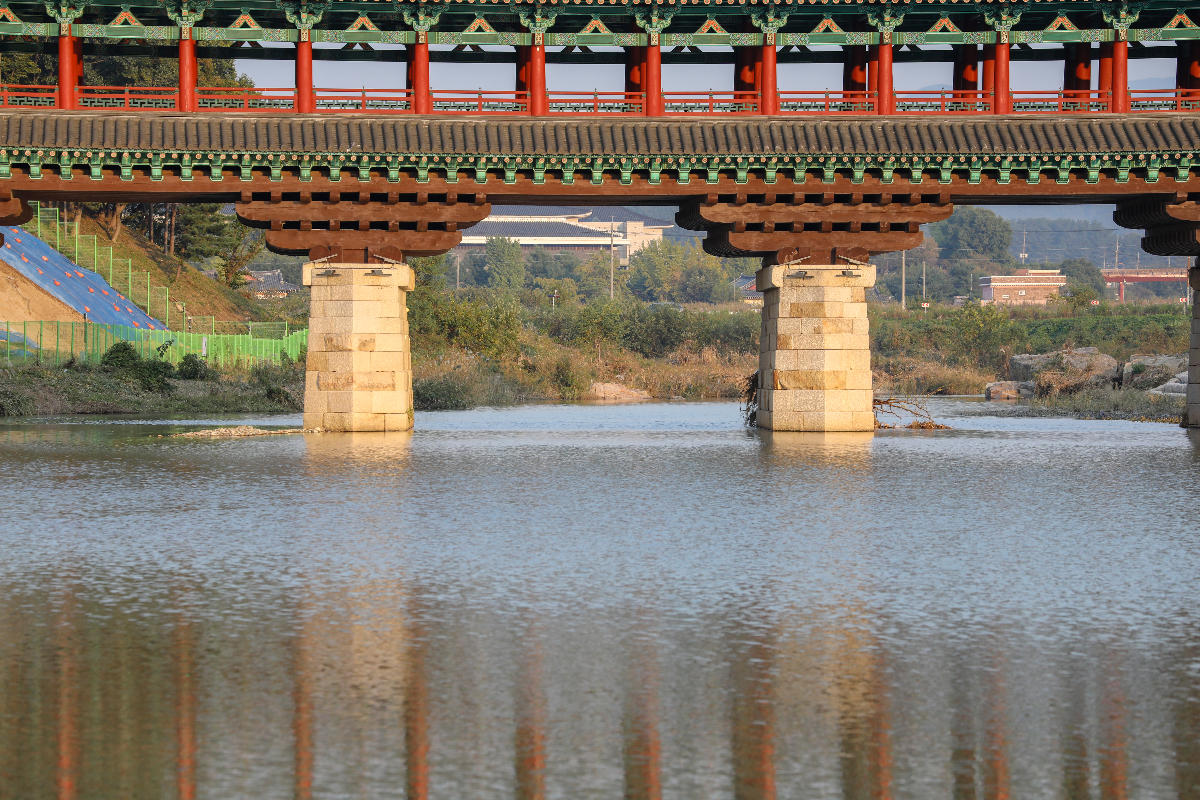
[1063,43,1092,95]
[1098,41,1114,103]
[1111,37,1129,112]
[295,37,315,113]
[179,31,198,112]
[407,39,432,114]
[644,41,663,116]
[760,39,778,115]
[993,40,1011,113]
[844,45,868,95]
[625,46,645,110]
[528,39,548,116]
[1177,41,1200,99]
[982,44,996,104]
[866,45,880,109]
[953,44,980,96]
[515,45,530,95]
[876,41,894,114]
[57,23,78,109]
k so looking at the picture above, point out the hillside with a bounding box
[74,213,273,324]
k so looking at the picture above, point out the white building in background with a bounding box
[455,207,674,265]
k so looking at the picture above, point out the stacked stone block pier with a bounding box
[302,263,414,433]
[756,264,876,432]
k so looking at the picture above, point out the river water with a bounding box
[1,400,1198,799]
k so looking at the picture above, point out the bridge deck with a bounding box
[2,110,1198,157]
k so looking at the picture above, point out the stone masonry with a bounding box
[1188,267,1200,428]
[302,263,414,432]
[755,263,876,432]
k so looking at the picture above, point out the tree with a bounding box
[484,237,525,290]
[213,230,263,288]
[526,248,580,281]
[930,207,1013,264]
[1057,257,1105,295]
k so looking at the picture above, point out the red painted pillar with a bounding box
[1189,42,1200,98]
[876,42,894,114]
[954,44,980,95]
[1112,38,1129,113]
[407,40,431,114]
[1176,41,1200,99]
[179,33,197,112]
[1064,43,1092,95]
[644,41,662,116]
[982,44,996,103]
[295,38,314,113]
[760,41,778,114]
[867,45,880,109]
[844,45,867,94]
[1098,41,1114,110]
[515,46,530,93]
[625,46,645,111]
[528,41,547,115]
[57,26,78,110]
[994,41,1011,113]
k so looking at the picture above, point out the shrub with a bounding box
[177,353,209,380]
[133,359,175,394]
[250,361,299,406]
[100,341,141,371]
[551,355,590,401]
[0,387,35,416]
[413,373,474,410]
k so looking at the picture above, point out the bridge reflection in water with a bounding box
[0,575,1193,798]
[1,410,1199,798]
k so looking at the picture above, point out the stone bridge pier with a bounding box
[755,263,876,432]
[1114,197,1200,428]
[301,262,415,432]
[677,192,951,431]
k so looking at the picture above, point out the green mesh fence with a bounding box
[29,202,174,327]
[0,320,308,369]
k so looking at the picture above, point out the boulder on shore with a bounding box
[1149,371,1188,395]
[1008,348,1120,396]
[984,380,1035,401]
[1121,354,1188,389]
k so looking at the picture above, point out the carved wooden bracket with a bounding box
[235,191,490,263]
[0,192,33,247]
[1114,194,1200,256]
[676,192,952,266]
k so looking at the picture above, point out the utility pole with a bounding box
[922,260,926,301]
[1019,229,1028,264]
[900,250,906,310]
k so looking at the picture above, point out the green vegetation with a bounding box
[872,302,1189,365]
[0,345,304,417]
[1019,388,1184,422]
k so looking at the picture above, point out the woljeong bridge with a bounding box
[2,0,1200,432]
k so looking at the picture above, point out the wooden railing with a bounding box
[4,84,1200,116]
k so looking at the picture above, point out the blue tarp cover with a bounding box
[1,225,164,329]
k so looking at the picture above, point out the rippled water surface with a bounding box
[1,400,1198,799]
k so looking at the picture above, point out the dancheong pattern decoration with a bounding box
[0,0,1199,46]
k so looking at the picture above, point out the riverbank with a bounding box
[954,387,1185,424]
[0,362,303,416]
